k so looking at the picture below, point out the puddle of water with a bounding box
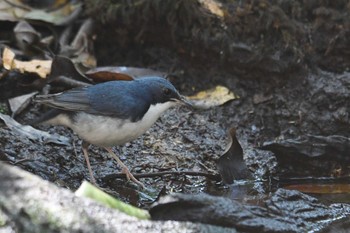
[276,176,350,205]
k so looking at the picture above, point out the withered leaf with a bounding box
[49,55,91,84]
[2,47,51,78]
[187,85,239,109]
[14,21,41,52]
[284,184,350,194]
[85,66,166,82]
[8,91,38,117]
[216,128,252,184]
[0,113,70,146]
[199,0,225,18]
[0,0,81,25]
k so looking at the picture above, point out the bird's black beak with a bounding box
[178,95,193,107]
[171,95,193,107]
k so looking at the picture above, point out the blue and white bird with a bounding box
[34,76,192,187]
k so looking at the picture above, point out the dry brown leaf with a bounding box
[8,91,38,117]
[0,113,70,146]
[199,0,225,18]
[2,47,15,70]
[0,0,28,22]
[187,85,239,109]
[0,0,81,25]
[216,128,252,184]
[2,47,51,78]
[284,184,350,194]
[85,66,166,82]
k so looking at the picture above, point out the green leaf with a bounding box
[75,181,150,220]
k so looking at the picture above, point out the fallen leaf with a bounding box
[13,20,41,53]
[75,181,150,220]
[2,47,15,70]
[8,92,38,117]
[0,0,81,25]
[187,85,239,109]
[25,3,82,25]
[216,128,252,184]
[86,67,166,82]
[0,113,70,146]
[0,0,28,22]
[49,56,91,83]
[199,0,225,18]
[284,184,350,194]
[2,47,52,78]
[61,19,97,70]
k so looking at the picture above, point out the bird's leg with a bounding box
[104,147,144,188]
[82,141,97,185]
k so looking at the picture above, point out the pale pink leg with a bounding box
[104,147,144,188]
[82,141,97,185]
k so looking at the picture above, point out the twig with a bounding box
[101,170,222,182]
[13,158,35,165]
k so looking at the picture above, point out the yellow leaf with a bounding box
[2,47,15,70]
[199,0,225,18]
[187,85,239,109]
[2,47,51,78]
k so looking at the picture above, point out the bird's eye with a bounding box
[163,88,171,96]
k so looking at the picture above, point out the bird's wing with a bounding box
[88,82,151,120]
[35,87,92,112]
[35,82,151,121]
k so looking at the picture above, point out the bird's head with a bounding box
[138,77,192,107]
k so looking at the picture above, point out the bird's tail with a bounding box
[34,93,61,106]
[28,108,63,125]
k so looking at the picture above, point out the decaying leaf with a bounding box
[216,128,252,184]
[187,85,239,109]
[8,91,38,117]
[199,0,225,18]
[0,0,82,25]
[13,20,53,56]
[0,113,70,146]
[284,184,350,194]
[85,67,166,82]
[2,47,51,78]
[49,56,92,86]
[0,0,28,22]
[60,18,96,70]
[13,20,41,52]
[2,47,15,70]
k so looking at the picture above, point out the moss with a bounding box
[0,209,7,226]
[0,103,8,114]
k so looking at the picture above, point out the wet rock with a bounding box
[265,189,350,230]
[244,148,278,179]
[262,135,350,177]
[150,189,350,232]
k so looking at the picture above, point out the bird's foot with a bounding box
[104,147,145,188]
[121,166,145,189]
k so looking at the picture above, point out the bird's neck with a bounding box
[141,101,177,125]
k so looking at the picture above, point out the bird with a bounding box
[33,76,192,187]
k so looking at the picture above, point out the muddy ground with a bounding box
[0,0,350,232]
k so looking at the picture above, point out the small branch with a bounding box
[101,170,222,182]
